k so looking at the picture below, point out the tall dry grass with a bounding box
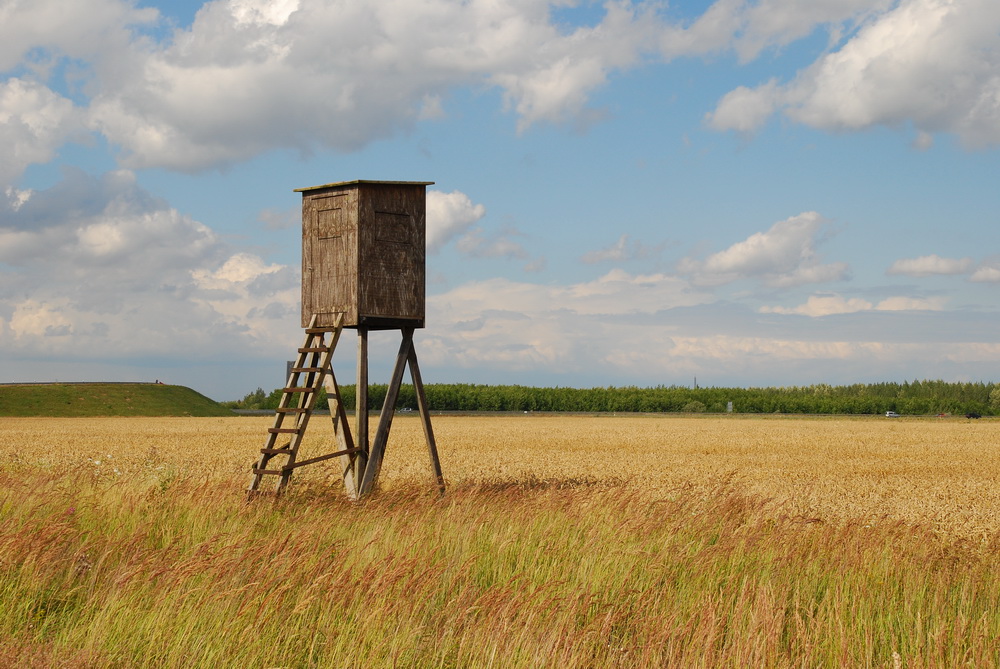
[2,415,999,667]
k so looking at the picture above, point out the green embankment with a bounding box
[0,383,234,417]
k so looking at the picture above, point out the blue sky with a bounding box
[2,0,999,401]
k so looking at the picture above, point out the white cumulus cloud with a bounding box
[0,169,299,360]
[761,294,873,317]
[0,0,156,70]
[970,265,1000,283]
[887,254,975,277]
[76,0,662,171]
[761,293,947,317]
[423,269,713,373]
[708,0,1000,148]
[426,190,486,253]
[0,78,84,184]
[677,211,848,287]
[4,0,999,181]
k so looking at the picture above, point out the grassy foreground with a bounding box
[0,384,232,417]
[2,415,999,667]
[3,475,1000,667]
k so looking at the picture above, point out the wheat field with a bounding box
[2,414,999,667]
[5,414,998,537]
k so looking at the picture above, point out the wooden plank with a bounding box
[283,447,364,470]
[259,447,294,455]
[290,367,323,373]
[252,468,283,476]
[358,330,411,497]
[275,408,306,414]
[297,347,328,353]
[268,428,300,434]
[324,366,360,500]
[283,387,313,393]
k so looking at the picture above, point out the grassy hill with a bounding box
[0,383,235,417]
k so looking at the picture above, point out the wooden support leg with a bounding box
[355,327,369,485]
[357,329,412,497]
[407,343,445,493]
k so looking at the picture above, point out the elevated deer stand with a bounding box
[248,180,444,499]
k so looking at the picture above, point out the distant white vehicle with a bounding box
[885,411,900,418]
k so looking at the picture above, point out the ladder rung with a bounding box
[252,468,283,476]
[305,327,337,334]
[298,347,328,353]
[268,428,300,434]
[283,387,313,393]
[291,367,323,373]
[260,447,295,455]
[275,408,307,413]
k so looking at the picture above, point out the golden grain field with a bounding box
[4,413,1000,667]
[4,413,998,538]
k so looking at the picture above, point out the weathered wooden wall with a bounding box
[299,180,431,329]
[302,185,359,327]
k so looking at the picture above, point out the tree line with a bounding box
[225,380,1000,416]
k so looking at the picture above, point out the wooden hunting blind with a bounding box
[299,180,432,330]
[249,179,443,501]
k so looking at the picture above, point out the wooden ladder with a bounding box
[248,314,362,496]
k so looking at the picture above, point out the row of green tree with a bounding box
[225,380,1000,416]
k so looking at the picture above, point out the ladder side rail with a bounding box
[267,321,320,447]
[250,315,319,495]
[293,337,323,413]
[275,321,322,436]
[250,420,287,491]
[267,349,308,433]
[276,315,344,491]
[278,313,322,417]
[291,315,343,439]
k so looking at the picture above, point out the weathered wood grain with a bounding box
[298,180,432,329]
